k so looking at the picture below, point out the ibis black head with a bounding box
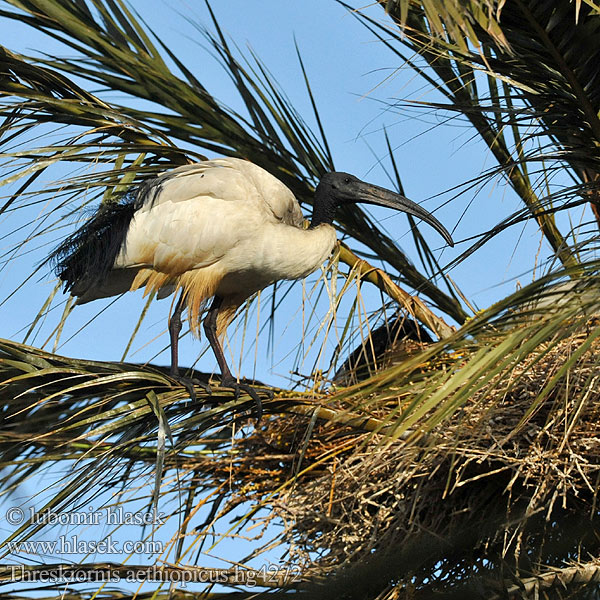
[312,172,454,247]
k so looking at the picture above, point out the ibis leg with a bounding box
[168,291,211,398]
[203,295,267,420]
[169,291,186,378]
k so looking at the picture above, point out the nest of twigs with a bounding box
[212,317,600,593]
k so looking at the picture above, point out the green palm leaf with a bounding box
[3,1,600,598]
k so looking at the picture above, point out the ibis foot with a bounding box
[170,372,212,402]
[219,375,273,422]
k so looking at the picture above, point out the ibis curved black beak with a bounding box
[354,182,454,247]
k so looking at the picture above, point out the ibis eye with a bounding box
[343,177,351,184]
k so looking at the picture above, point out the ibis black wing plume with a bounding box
[49,194,139,298]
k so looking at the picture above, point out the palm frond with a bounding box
[4,1,600,598]
[346,0,600,273]
[3,260,600,596]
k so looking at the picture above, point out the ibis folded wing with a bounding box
[53,158,305,306]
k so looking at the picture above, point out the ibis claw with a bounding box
[171,374,212,402]
[220,376,271,422]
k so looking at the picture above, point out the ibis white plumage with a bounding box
[51,157,453,416]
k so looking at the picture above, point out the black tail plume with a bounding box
[49,194,139,297]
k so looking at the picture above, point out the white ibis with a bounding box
[51,157,453,416]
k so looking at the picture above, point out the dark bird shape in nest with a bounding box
[334,314,434,385]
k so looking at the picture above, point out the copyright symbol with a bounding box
[6,507,24,525]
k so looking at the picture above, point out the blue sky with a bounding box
[0,0,585,591]
[0,0,559,385]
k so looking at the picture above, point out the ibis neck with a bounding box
[310,185,337,228]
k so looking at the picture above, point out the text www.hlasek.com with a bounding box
[7,535,163,555]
